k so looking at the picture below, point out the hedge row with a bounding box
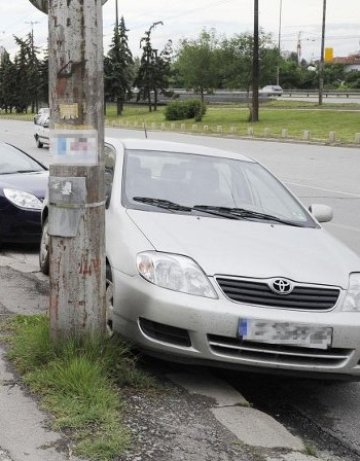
[165,99,207,122]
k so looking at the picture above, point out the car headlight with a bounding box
[137,251,218,299]
[3,188,43,210]
[342,273,360,312]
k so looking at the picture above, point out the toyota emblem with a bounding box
[270,278,293,295]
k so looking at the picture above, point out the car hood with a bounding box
[0,171,48,199]
[127,210,360,289]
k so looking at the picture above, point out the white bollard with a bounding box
[217,125,223,133]
[264,128,270,137]
[303,130,311,140]
[281,128,288,138]
[247,126,254,136]
[355,133,360,144]
[329,131,336,143]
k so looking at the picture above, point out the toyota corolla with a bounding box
[41,138,360,379]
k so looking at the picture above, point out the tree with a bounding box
[344,70,360,89]
[0,50,17,113]
[151,39,173,110]
[135,21,172,112]
[219,32,276,91]
[106,16,134,115]
[175,29,220,104]
[38,53,49,107]
[13,34,41,113]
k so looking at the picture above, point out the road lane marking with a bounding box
[285,181,360,198]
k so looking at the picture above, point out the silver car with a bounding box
[41,138,360,379]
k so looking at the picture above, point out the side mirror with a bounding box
[309,204,333,223]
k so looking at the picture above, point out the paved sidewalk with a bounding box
[0,253,340,461]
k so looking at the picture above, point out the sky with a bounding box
[1,0,359,63]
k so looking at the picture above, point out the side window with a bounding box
[104,144,116,208]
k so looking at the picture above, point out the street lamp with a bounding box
[276,0,283,86]
[319,0,327,105]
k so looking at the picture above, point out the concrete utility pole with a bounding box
[319,0,327,105]
[29,0,109,340]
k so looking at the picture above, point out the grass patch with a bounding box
[2,100,360,144]
[5,314,155,461]
[105,103,360,144]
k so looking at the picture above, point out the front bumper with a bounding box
[0,205,42,243]
[112,268,360,378]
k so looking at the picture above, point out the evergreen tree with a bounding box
[13,34,41,113]
[106,16,134,115]
[0,50,16,113]
[152,39,173,111]
[134,21,164,112]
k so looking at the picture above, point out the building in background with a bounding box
[333,54,360,72]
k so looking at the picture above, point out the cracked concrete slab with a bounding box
[212,406,305,451]
[167,372,249,407]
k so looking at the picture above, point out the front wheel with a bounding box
[36,136,43,148]
[39,218,49,275]
[106,264,114,336]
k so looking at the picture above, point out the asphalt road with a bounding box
[1,119,360,459]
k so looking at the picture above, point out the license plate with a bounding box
[239,319,332,350]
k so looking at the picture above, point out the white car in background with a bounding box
[260,85,283,97]
[40,138,360,379]
[34,114,49,148]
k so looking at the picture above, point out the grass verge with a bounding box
[2,99,360,144]
[104,102,360,145]
[3,315,155,461]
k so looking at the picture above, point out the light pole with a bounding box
[252,0,259,122]
[276,0,283,86]
[319,0,327,105]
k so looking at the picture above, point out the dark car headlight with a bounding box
[3,188,43,210]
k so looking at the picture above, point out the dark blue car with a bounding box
[0,142,48,244]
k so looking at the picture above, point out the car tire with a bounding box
[39,218,49,275]
[106,263,114,337]
[36,136,43,149]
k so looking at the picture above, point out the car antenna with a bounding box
[143,120,148,139]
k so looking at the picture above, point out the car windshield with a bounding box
[123,149,315,227]
[0,143,45,175]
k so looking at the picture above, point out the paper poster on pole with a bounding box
[51,129,99,165]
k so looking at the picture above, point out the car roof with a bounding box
[105,137,255,163]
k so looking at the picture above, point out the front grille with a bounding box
[139,318,191,347]
[208,334,352,368]
[216,277,340,311]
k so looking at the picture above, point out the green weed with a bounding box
[6,315,155,460]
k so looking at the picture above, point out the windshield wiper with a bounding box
[1,169,42,175]
[133,196,193,212]
[193,205,305,227]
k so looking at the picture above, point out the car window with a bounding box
[104,143,116,208]
[122,149,313,226]
[0,143,45,174]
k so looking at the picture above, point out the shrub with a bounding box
[165,99,206,121]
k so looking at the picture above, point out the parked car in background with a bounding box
[0,142,48,244]
[34,114,49,148]
[34,107,50,125]
[260,85,283,97]
[40,138,360,379]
